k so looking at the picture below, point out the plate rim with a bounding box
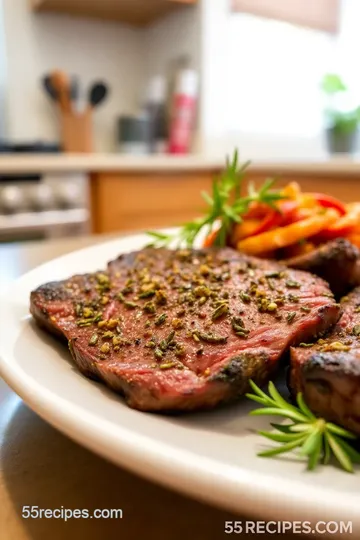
[0,234,359,524]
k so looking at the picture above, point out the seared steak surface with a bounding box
[30,248,339,412]
[284,238,360,297]
[290,287,360,434]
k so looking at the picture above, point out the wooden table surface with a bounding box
[0,235,347,540]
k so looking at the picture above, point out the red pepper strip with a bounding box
[312,193,346,216]
[250,210,282,236]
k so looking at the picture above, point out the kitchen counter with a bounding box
[2,153,360,236]
[2,153,360,175]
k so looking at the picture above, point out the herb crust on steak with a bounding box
[30,247,340,412]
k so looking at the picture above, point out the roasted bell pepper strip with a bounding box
[320,203,360,240]
[250,210,282,236]
[281,182,301,200]
[203,228,219,248]
[237,209,338,256]
[312,193,346,216]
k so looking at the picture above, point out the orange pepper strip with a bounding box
[237,209,338,256]
[320,203,360,240]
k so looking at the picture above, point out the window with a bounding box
[225,13,335,137]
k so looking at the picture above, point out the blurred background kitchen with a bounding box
[0,0,359,245]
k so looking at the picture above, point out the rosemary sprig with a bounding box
[147,150,285,248]
[246,380,360,473]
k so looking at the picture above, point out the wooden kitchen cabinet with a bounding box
[88,168,360,235]
[30,0,197,26]
[89,171,215,234]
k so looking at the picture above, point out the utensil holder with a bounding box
[60,110,93,153]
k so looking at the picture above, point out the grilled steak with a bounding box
[30,248,340,412]
[284,238,360,297]
[290,287,360,434]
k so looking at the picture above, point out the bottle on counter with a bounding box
[145,76,168,154]
[168,68,198,155]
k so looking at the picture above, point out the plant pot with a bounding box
[325,127,359,154]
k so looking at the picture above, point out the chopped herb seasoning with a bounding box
[265,271,280,278]
[160,331,176,352]
[353,325,360,336]
[286,312,296,324]
[113,337,123,346]
[118,293,138,310]
[76,319,93,327]
[75,304,83,317]
[239,291,251,303]
[144,301,156,314]
[199,264,210,276]
[155,313,167,326]
[320,341,350,352]
[175,344,186,358]
[98,320,107,328]
[194,285,211,298]
[100,343,110,354]
[88,334,98,346]
[139,290,155,299]
[194,330,228,344]
[171,318,183,329]
[298,342,314,348]
[159,362,177,370]
[286,280,301,289]
[155,290,167,305]
[301,306,311,313]
[231,316,250,338]
[102,331,114,339]
[154,348,164,360]
[288,294,299,303]
[211,302,229,321]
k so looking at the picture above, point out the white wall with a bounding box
[143,4,202,149]
[2,0,145,151]
[0,0,7,138]
[143,5,201,79]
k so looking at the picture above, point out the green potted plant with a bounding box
[321,73,360,154]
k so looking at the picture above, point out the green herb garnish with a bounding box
[246,380,360,473]
[147,150,285,248]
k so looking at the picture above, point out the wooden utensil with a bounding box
[50,70,72,113]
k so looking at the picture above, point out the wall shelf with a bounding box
[31,0,197,27]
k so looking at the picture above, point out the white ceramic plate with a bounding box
[1,233,359,524]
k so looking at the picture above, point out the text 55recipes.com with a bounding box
[224,521,353,535]
[22,506,123,522]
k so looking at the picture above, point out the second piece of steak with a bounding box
[30,248,340,412]
[284,238,360,297]
[290,287,360,435]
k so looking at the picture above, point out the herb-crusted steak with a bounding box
[30,248,340,412]
[284,238,360,297]
[290,287,360,434]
